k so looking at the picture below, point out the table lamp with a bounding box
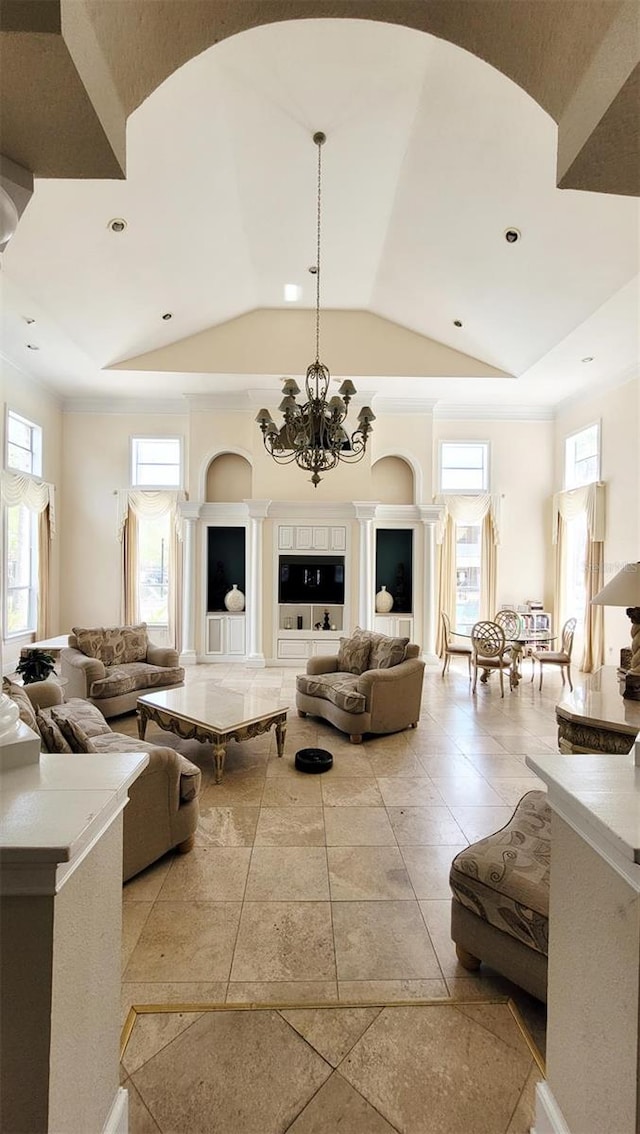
[591,562,640,699]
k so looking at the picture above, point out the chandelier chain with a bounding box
[315,135,322,363]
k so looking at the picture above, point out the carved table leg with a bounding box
[275,718,287,759]
[137,707,148,740]
[213,743,227,784]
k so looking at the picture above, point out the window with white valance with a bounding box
[434,494,501,649]
[1,471,55,639]
[118,490,186,646]
[552,482,605,673]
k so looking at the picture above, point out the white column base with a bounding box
[532,1082,571,1134]
[246,654,266,668]
[422,652,440,666]
[179,650,198,666]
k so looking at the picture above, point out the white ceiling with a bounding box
[1,18,638,410]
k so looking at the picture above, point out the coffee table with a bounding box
[137,684,288,783]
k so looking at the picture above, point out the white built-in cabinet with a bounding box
[278,525,346,551]
[206,613,246,656]
[374,615,415,639]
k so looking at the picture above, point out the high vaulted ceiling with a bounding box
[1,13,638,410]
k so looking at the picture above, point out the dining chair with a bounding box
[494,610,522,639]
[441,612,472,677]
[470,621,512,697]
[530,617,577,691]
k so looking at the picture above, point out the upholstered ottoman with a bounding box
[449,790,551,1002]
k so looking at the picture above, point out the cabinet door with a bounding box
[278,526,294,550]
[277,639,310,659]
[311,638,340,657]
[295,526,313,550]
[312,527,329,550]
[227,616,246,655]
[207,616,224,655]
[330,527,347,551]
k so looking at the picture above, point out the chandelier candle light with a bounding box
[256,131,375,487]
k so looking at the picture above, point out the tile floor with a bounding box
[118,657,563,1131]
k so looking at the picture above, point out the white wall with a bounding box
[554,376,640,661]
[1,363,63,670]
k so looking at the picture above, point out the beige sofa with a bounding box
[4,678,201,882]
[61,623,184,719]
[296,628,425,742]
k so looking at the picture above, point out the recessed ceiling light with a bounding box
[26,343,39,350]
[108,218,127,233]
[284,284,302,302]
[23,316,35,325]
[308,265,318,275]
[504,228,521,243]
[453,319,463,328]
[581,356,594,363]
[162,312,173,320]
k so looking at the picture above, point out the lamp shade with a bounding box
[591,562,640,606]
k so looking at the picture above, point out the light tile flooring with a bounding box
[118,658,564,1132]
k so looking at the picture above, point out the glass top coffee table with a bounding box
[137,684,289,783]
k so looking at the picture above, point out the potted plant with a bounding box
[15,649,56,685]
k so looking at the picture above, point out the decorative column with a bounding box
[419,505,443,663]
[179,503,200,666]
[354,503,377,630]
[247,500,270,667]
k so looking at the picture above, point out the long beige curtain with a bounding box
[37,507,51,639]
[121,507,139,625]
[480,511,497,620]
[582,539,604,672]
[553,513,566,641]
[435,514,456,655]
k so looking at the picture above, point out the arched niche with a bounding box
[205,453,252,502]
[371,456,414,505]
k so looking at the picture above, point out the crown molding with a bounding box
[185,392,253,412]
[433,403,555,421]
[373,397,437,415]
[267,501,357,521]
[62,396,187,415]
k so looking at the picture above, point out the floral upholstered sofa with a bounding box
[3,677,200,881]
[60,623,184,719]
[296,627,425,743]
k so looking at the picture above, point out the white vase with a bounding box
[375,585,394,614]
[224,584,245,612]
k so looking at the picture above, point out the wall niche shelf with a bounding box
[375,528,413,615]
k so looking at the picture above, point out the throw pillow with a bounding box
[36,709,73,753]
[2,678,39,734]
[337,636,371,675]
[369,635,410,670]
[50,700,111,738]
[121,623,148,664]
[100,626,126,667]
[72,626,105,660]
[53,713,98,753]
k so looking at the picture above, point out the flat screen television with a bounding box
[279,555,345,605]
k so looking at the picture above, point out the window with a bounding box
[137,513,170,625]
[455,523,482,632]
[6,504,38,634]
[131,437,182,488]
[440,442,489,492]
[564,423,600,490]
[6,410,42,476]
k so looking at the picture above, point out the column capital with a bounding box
[417,504,443,525]
[246,499,271,520]
[178,502,201,521]
[353,502,378,522]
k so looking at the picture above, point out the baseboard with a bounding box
[532,1082,571,1134]
[102,1087,128,1134]
[178,650,197,666]
[246,654,266,668]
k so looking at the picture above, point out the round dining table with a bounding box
[454,627,557,687]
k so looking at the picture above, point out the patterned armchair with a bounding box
[296,627,425,743]
[61,623,184,719]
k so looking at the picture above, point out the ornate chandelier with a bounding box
[256,131,375,487]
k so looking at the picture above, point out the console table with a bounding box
[556,666,640,754]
